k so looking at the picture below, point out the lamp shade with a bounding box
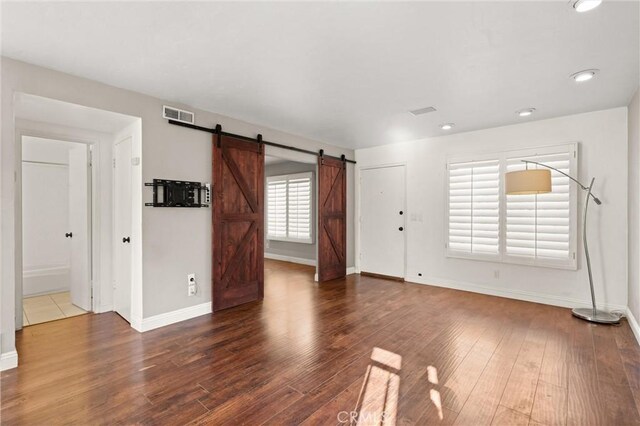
[505,169,552,195]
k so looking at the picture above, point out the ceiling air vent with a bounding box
[409,106,437,116]
[163,105,195,125]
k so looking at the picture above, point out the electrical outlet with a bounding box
[187,273,197,296]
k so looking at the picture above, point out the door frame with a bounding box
[355,162,407,279]
[263,146,319,278]
[15,128,97,329]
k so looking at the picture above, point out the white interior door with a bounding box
[114,137,133,322]
[360,165,406,278]
[68,144,92,311]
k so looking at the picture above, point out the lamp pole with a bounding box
[521,160,619,324]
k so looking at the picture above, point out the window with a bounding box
[446,144,577,269]
[504,150,575,268]
[448,159,500,258]
[267,172,313,243]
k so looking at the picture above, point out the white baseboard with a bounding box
[1,350,18,371]
[410,275,628,313]
[265,253,316,266]
[23,265,69,278]
[95,304,113,314]
[131,302,212,333]
[626,308,640,346]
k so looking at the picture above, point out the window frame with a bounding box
[445,143,578,270]
[266,171,314,244]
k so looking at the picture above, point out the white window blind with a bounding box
[505,151,573,266]
[448,159,500,257]
[267,172,313,243]
[287,177,312,241]
[267,178,287,239]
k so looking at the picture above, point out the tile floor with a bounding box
[22,292,88,326]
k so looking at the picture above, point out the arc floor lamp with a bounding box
[505,160,620,324]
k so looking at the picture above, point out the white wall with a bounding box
[1,58,355,360]
[356,108,628,310]
[629,90,640,325]
[21,138,72,296]
[265,160,317,263]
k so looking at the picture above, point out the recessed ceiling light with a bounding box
[571,69,599,82]
[440,123,454,130]
[517,108,536,117]
[572,0,602,13]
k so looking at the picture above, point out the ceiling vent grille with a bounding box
[409,106,437,116]
[163,105,195,124]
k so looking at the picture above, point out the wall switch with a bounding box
[494,270,500,279]
[187,273,197,296]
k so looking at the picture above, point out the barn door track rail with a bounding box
[167,119,356,164]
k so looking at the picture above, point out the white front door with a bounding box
[114,137,133,322]
[360,165,406,278]
[68,144,92,311]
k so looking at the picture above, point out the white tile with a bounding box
[50,292,71,304]
[25,305,65,325]
[23,295,54,307]
[58,303,87,318]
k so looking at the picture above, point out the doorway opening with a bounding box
[14,93,142,333]
[264,153,318,285]
[21,137,92,325]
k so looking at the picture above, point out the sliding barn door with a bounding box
[317,156,347,282]
[212,133,264,311]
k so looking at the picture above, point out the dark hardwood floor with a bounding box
[2,259,640,425]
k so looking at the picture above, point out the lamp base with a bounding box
[571,307,620,324]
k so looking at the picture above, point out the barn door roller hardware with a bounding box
[318,149,347,167]
[168,119,356,164]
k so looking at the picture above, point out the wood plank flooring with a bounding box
[2,259,640,425]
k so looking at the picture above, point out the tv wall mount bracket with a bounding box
[145,179,211,208]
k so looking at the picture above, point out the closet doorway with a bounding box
[21,137,91,325]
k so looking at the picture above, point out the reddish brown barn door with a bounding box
[212,132,264,311]
[317,156,347,282]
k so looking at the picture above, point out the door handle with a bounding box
[399,227,404,231]
[65,232,73,238]
[122,237,131,243]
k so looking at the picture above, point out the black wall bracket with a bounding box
[145,179,210,208]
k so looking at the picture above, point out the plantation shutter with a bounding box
[267,172,313,243]
[505,152,572,263]
[267,178,287,239]
[448,159,500,256]
[287,176,312,242]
